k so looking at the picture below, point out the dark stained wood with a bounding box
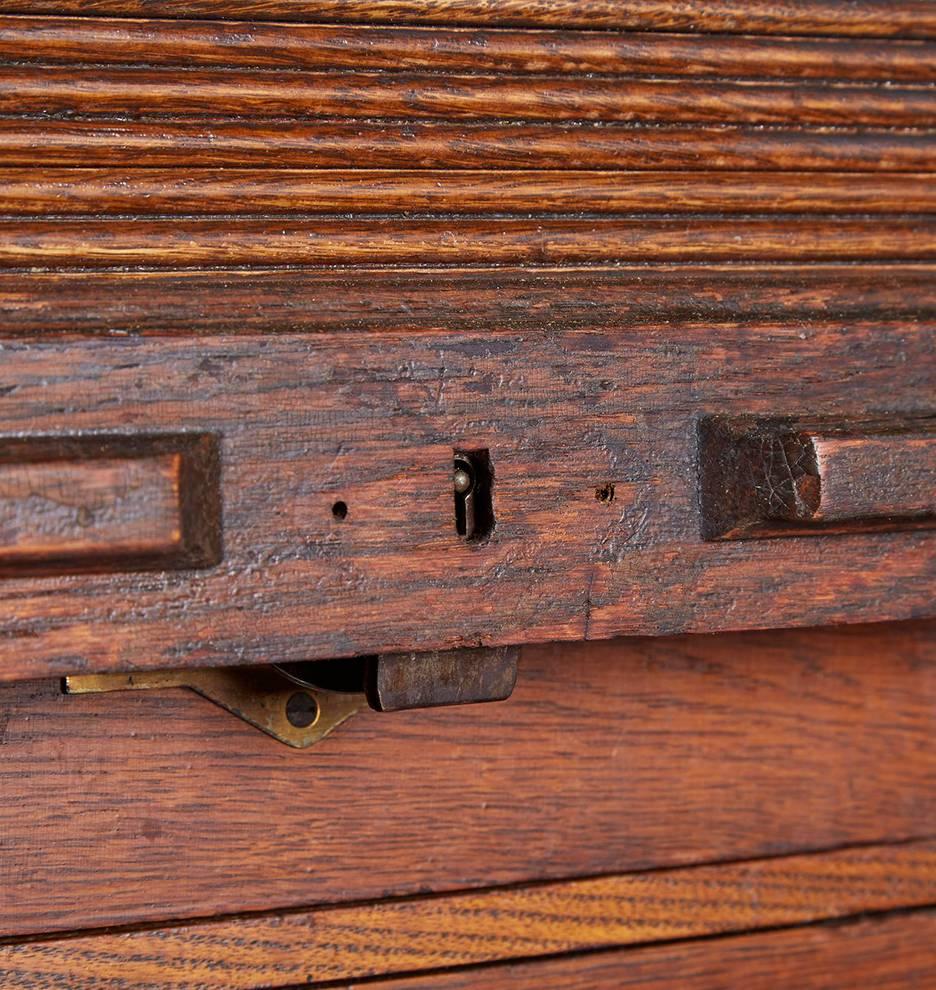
[1,1,932,37]
[698,415,936,539]
[0,432,221,577]
[4,16,934,81]
[3,120,930,171]
[0,621,933,936]
[5,66,933,126]
[341,911,936,990]
[3,266,933,336]
[4,169,935,216]
[4,842,936,987]
[0,322,932,679]
[2,217,934,269]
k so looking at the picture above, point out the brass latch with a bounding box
[64,645,518,749]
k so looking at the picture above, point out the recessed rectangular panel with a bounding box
[0,434,221,576]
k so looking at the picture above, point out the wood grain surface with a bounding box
[4,217,935,269]
[3,265,932,336]
[4,120,930,171]
[1,621,934,937]
[338,911,936,990]
[5,169,934,216]
[5,16,935,80]
[4,842,936,988]
[1,1,932,37]
[6,66,934,126]
[0,320,932,678]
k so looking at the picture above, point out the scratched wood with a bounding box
[3,841,936,987]
[0,319,932,678]
[1,621,933,936]
[340,912,936,990]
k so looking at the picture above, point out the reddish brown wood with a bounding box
[0,621,933,937]
[4,66,933,126]
[699,416,936,539]
[2,217,934,269]
[4,169,934,216]
[2,266,932,336]
[4,16,934,81]
[0,1,932,37]
[343,912,936,990]
[0,320,931,679]
[2,120,929,171]
[0,433,221,576]
[4,842,936,987]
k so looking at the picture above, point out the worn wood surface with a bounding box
[4,841,936,988]
[1,621,933,937]
[343,911,936,990]
[0,318,932,678]
[1,1,932,37]
[3,265,933,336]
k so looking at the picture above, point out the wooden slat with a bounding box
[0,324,932,678]
[2,265,934,336]
[1,621,933,935]
[4,842,936,987]
[4,66,934,126]
[338,911,936,990]
[3,16,934,81]
[0,1,932,38]
[2,217,934,269]
[1,120,929,171]
[5,169,935,217]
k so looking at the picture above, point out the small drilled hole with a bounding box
[595,483,615,505]
[286,691,319,728]
[332,500,348,520]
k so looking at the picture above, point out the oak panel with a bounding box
[1,622,933,936]
[348,912,936,990]
[4,843,936,987]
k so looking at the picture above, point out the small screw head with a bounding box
[453,467,473,494]
[286,691,319,728]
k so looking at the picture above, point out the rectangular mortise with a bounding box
[0,433,221,576]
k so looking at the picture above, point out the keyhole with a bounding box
[454,449,495,542]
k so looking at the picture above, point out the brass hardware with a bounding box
[64,666,364,749]
[64,645,518,748]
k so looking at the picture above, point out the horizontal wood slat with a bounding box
[5,66,934,126]
[5,841,936,987]
[3,16,934,81]
[5,170,935,217]
[0,1,933,38]
[3,120,930,171]
[3,265,934,336]
[0,325,932,677]
[3,622,933,936]
[345,911,936,990]
[3,217,935,268]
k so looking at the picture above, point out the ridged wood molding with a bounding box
[4,16,935,80]
[1,1,933,37]
[4,842,936,988]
